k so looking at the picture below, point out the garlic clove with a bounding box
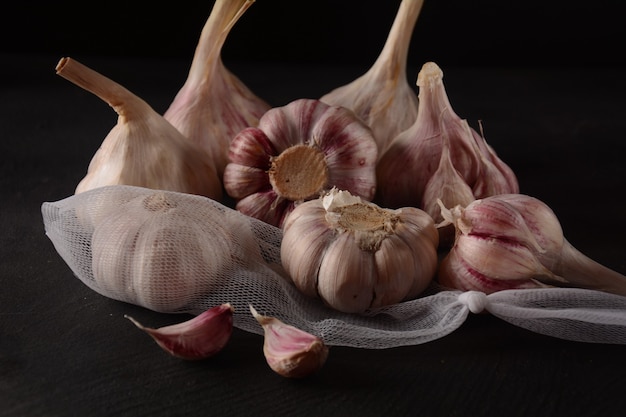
[163,0,272,180]
[281,188,439,313]
[125,303,234,360]
[249,305,328,378]
[223,99,378,228]
[376,61,518,210]
[320,0,423,153]
[55,57,222,201]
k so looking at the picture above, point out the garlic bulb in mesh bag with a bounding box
[89,188,263,312]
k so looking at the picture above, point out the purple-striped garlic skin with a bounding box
[320,0,424,152]
[376,62,518,216]
[224,99,378,228]
[438,195,626,296]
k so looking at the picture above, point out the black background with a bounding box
[3,0,625,67]
[2,1,626,417]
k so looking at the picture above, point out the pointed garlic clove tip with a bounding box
[249,305,329,378]
[125,303,234,360]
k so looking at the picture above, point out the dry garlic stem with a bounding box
[250,305,328,378]
[438,195,626,296]
[56,57,222,200]
[376,61,518,212]
[125,303,234,360]
[320,0,423,152]
[223,99,378,228]
[164,0,271,179]
[281,188,439,313]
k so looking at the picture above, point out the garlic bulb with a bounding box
[56,57,222,200]
[223,99,378,228]
[90,190,261,312]
[163,0,271,179]
[281,188,439,313]
[125,303,234,360]
[376,61,519,211]
[320,0,423,153]
[250,305,328,378]
[437,195,626,296]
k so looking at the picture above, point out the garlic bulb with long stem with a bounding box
[250,305,328,378]
[56,57,222,200]
[437,195,626,296]
[223,99,378,228]
[376,61,519,210]
[125,303,234,360]
[320,0,423,153]
[163,0,271,180]
[281,188,439,313]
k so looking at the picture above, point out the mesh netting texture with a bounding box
[41,185,626,348]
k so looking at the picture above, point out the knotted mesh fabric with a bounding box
[42,185,626,348]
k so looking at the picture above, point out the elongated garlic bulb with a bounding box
[438,195,626,296]
[90,190,262,312]
[376,61,519,211]
[56,57,222,200]
[223,99,378,228]
[320,0,423,153]
[281,188,439,313]
[164,0,271,179]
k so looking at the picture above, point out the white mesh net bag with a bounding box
[41,185,626,348]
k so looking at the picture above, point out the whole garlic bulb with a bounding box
[437,195,626,296]
[223,99,378,228]
[376,61,519,211]
[164,0,272,180]
[281,188,439,313]
[55,57,222,201]
[91,190,261,312]
[320,0,423,153]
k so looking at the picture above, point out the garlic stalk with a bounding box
[281,188,439,313]
[56,57,222,200]
[163,0,271,179]
[125,303,234,360]
[376,61,519,211]
[319,0,423,153]
[223,99,378,228]
[437,195,626,296]
[250,305,328,378]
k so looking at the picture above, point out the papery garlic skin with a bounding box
[224,99,378,228]
[55,57,222,201]
[438,195,626,296]
[320,0,423,152]
[376,61,518,212]
[90,190,262,312]
[250,305,328,378]
[125,303,234,360]
[281,188,439,313]
[163,0,271,179]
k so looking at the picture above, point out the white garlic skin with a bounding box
[281,189,439,313]
[90,191,261,312]
[438,195,626,296]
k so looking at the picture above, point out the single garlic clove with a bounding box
[163,0,271,180]
[320,0,424,152]
[125,303,234,360]
[224,99,378,228]
[55,57,222,201]
[281,188,438,313]
[249,305,328,378]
